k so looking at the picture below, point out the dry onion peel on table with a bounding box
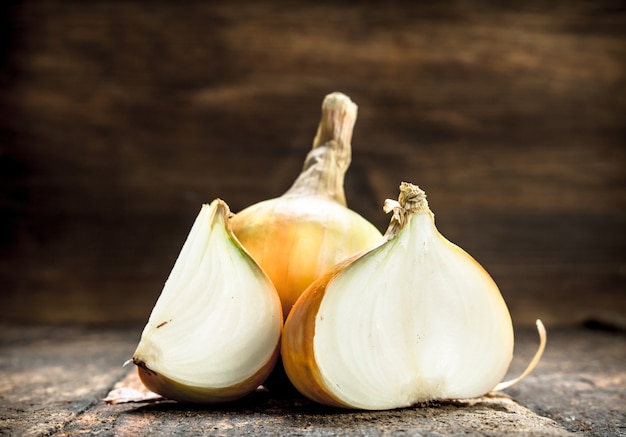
[231,92,383,320]
[130,199,283,403]
[281,182,546,410]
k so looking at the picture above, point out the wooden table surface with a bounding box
[1,323,624,436]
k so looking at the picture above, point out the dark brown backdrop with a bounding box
[1,0,624,327]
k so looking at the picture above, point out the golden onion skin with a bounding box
[232,196,382,319]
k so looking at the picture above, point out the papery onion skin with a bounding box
[281,183,515,410]
[132,199,283,404]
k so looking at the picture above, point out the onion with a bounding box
[231,92,383,319]
[281,182,546,410]
[131,199,283,403]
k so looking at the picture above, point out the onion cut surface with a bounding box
[132,199,283,403]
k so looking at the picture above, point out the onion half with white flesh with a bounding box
[131,199,283,403]
[282,182,545,410]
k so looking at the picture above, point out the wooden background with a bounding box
[1,0,624,327]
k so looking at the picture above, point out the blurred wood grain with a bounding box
[1,0,624,326]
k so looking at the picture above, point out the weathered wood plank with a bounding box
[3,325,624,436]
[0,326,139,436]
[61,390,574,436]
[506,326,626,436]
